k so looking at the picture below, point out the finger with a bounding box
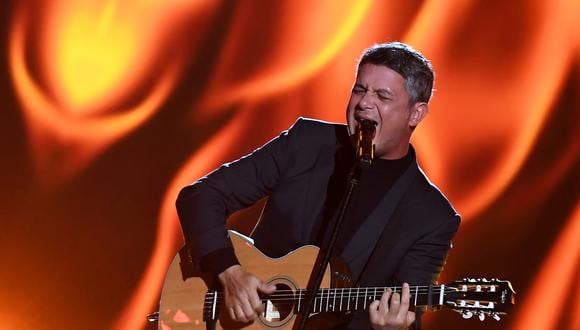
[369,299,380,311]
[234,305,248,323]
[259,282,277,294]
[250,294,264,314]
[379,288,392,312]
[398,283,411,318]
[241,299,257,321]
[406,311,416,325]
[248,283,265,315]
[368,300,381,324]
[227,307,236,321]
[389,292,401,317]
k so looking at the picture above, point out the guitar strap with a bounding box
[340,154,419,283]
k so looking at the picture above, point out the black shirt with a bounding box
[334,153,412,255]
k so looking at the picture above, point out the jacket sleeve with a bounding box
[393,214,460,286]
[175,118,304,270]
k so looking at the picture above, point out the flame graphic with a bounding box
[407,0,578,220]
[513,202,580,330]
[115,106,258,330]
[8,0,194,186]
[2,1,578,329]
[42,0,152,112]
[197,0,372,117]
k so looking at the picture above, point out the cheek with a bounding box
[374,116,398,141]
[378,105,408,124]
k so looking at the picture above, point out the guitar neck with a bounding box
[294,284,449,313]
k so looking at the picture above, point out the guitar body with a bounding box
[158,231,334,329]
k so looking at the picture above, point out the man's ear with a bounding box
[409,102,429,127]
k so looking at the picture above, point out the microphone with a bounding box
[356,120,375,168]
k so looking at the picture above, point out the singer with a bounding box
[177,42,460,329]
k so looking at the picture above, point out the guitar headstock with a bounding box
[445,278,516,321]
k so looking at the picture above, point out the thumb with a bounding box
[259,282,276,294]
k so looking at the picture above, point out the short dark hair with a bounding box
[358,42,434,105]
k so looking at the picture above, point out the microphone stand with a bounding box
[296,123,373,330]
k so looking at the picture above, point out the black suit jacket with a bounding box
[177,117,460,328]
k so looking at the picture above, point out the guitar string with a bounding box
[203,288,459,299]
[203,288,461,299]
[200,286,494,312]
[201,292,494,315]
[202,285,459,295]
[202,290,461,305]
[203,292,460,304]
[201,291,482,314]
[200,293,469,314]
[203,291,460,302]
[202,293,459,305]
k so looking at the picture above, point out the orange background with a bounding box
[0,0,578,329]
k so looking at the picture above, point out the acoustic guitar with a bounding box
[152,230,515,329]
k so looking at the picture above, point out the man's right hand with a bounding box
[218,265,277,323]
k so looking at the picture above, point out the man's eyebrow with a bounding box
[352,84,395,97]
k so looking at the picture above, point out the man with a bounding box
[177,42,460,329]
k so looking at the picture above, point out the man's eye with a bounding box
[378,94,391,101]
[353,87,365,94]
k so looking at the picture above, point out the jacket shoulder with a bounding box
[413,167,461,221]
[286,117,347,147]
[292,117,345,132]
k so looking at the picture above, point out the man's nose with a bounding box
[357,91,374,110]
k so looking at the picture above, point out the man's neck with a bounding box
[378,143,410,160]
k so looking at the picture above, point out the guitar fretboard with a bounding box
[295,285,448,313]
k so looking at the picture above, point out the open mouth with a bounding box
[356,117,378,127]
[354,112,377,126]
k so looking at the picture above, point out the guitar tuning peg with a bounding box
[478,312,485,321]
[492,313,501,321]
[473,301,480,308]
[482,278,488,282]
[476,284,482,292]
[462,310,473,319]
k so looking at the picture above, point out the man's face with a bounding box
[346,63,425,159]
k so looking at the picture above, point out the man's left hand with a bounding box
[368,283,416,330]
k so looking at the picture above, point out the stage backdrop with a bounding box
[0,1,578,329]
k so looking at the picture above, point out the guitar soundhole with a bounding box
[258,278,297,327]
